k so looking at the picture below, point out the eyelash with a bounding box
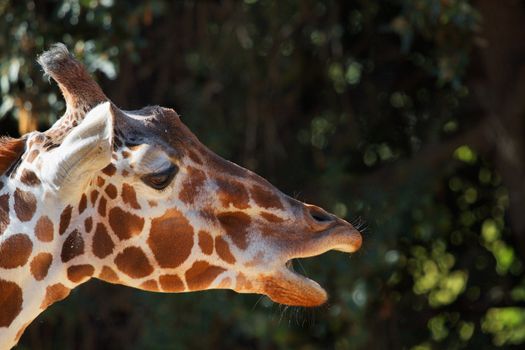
[141,164,178,190]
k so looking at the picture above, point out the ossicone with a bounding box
[38,43,107,112]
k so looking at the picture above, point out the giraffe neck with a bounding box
[0,155,249,348]
[0,169,92,348]
[0,129,306,348]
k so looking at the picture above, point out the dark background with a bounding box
[2,0,525,349]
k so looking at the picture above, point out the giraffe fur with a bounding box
[0,44,362,349]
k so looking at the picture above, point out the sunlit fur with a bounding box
[0,44,362,349]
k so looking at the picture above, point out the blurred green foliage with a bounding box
[1,0,524,349]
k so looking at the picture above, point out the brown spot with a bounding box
[198,230,213,255]
[236,272,253,291]
[96,176,105,187]
[122,183,141,209]
[59,205,73,235]
[185,261,226,291]
[122,150,131,158]
[251,185,284,210]
[179,167,206,205]
[26,149,39,163]
[245,251,264,267]
[261,212,284,223]
[0,279,23,327]
[0,137,25,176]
[61,230,84,262]
[0,194,10,235]
[67,264,94,283]
[20,169,40,186]
[84,217,93,233]
[217,211,251,249]
[92,223,114,258]
[14,189,36,222]
[108,207,145,241]
[35,216,54,242]
[218,277,232,289]
[215,236,236,264]
[41,283,70,309]
[199,209,217,224]
[148,200,158,207]
[188,149,203,164]
[122,170,129,177]
[78,194,87,214]
[105,184,117,199]
[102,163,117,176]
[206,152,248,178]
[216,178,250,209]
[115,246,153,279]
[140,279,159,291]
[159,274,184,292]
[90,190,99,205]
[148,209,194,268]
[98,266,119,284]
[98,196,107,216]
[251,185,283,209]
[0,234,33,268]
[30,253,53,281]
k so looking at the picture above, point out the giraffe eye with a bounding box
[142,164,178,190]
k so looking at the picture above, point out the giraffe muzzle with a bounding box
[259,216,362,307]
[288,210,363,259]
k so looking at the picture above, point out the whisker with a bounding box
[294,309,299,327]
[278,304,290,324]
[252,295,265,311]
[351,216,368,233]
[295,259,308,278]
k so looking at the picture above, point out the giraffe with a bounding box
[0,44,362,349]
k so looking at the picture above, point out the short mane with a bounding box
[0,137,25,176]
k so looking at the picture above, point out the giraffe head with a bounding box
[23,44,362,307]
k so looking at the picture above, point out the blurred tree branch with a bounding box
[474,0,525,257]
[359,0,525,258]
[357,116,492,195]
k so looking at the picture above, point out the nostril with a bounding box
[311,212,332,223]
[307,206,334,225]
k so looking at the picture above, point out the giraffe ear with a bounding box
[41,102,114,192]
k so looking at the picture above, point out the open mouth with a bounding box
[259,226,362,307]
[259,264,328,307]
